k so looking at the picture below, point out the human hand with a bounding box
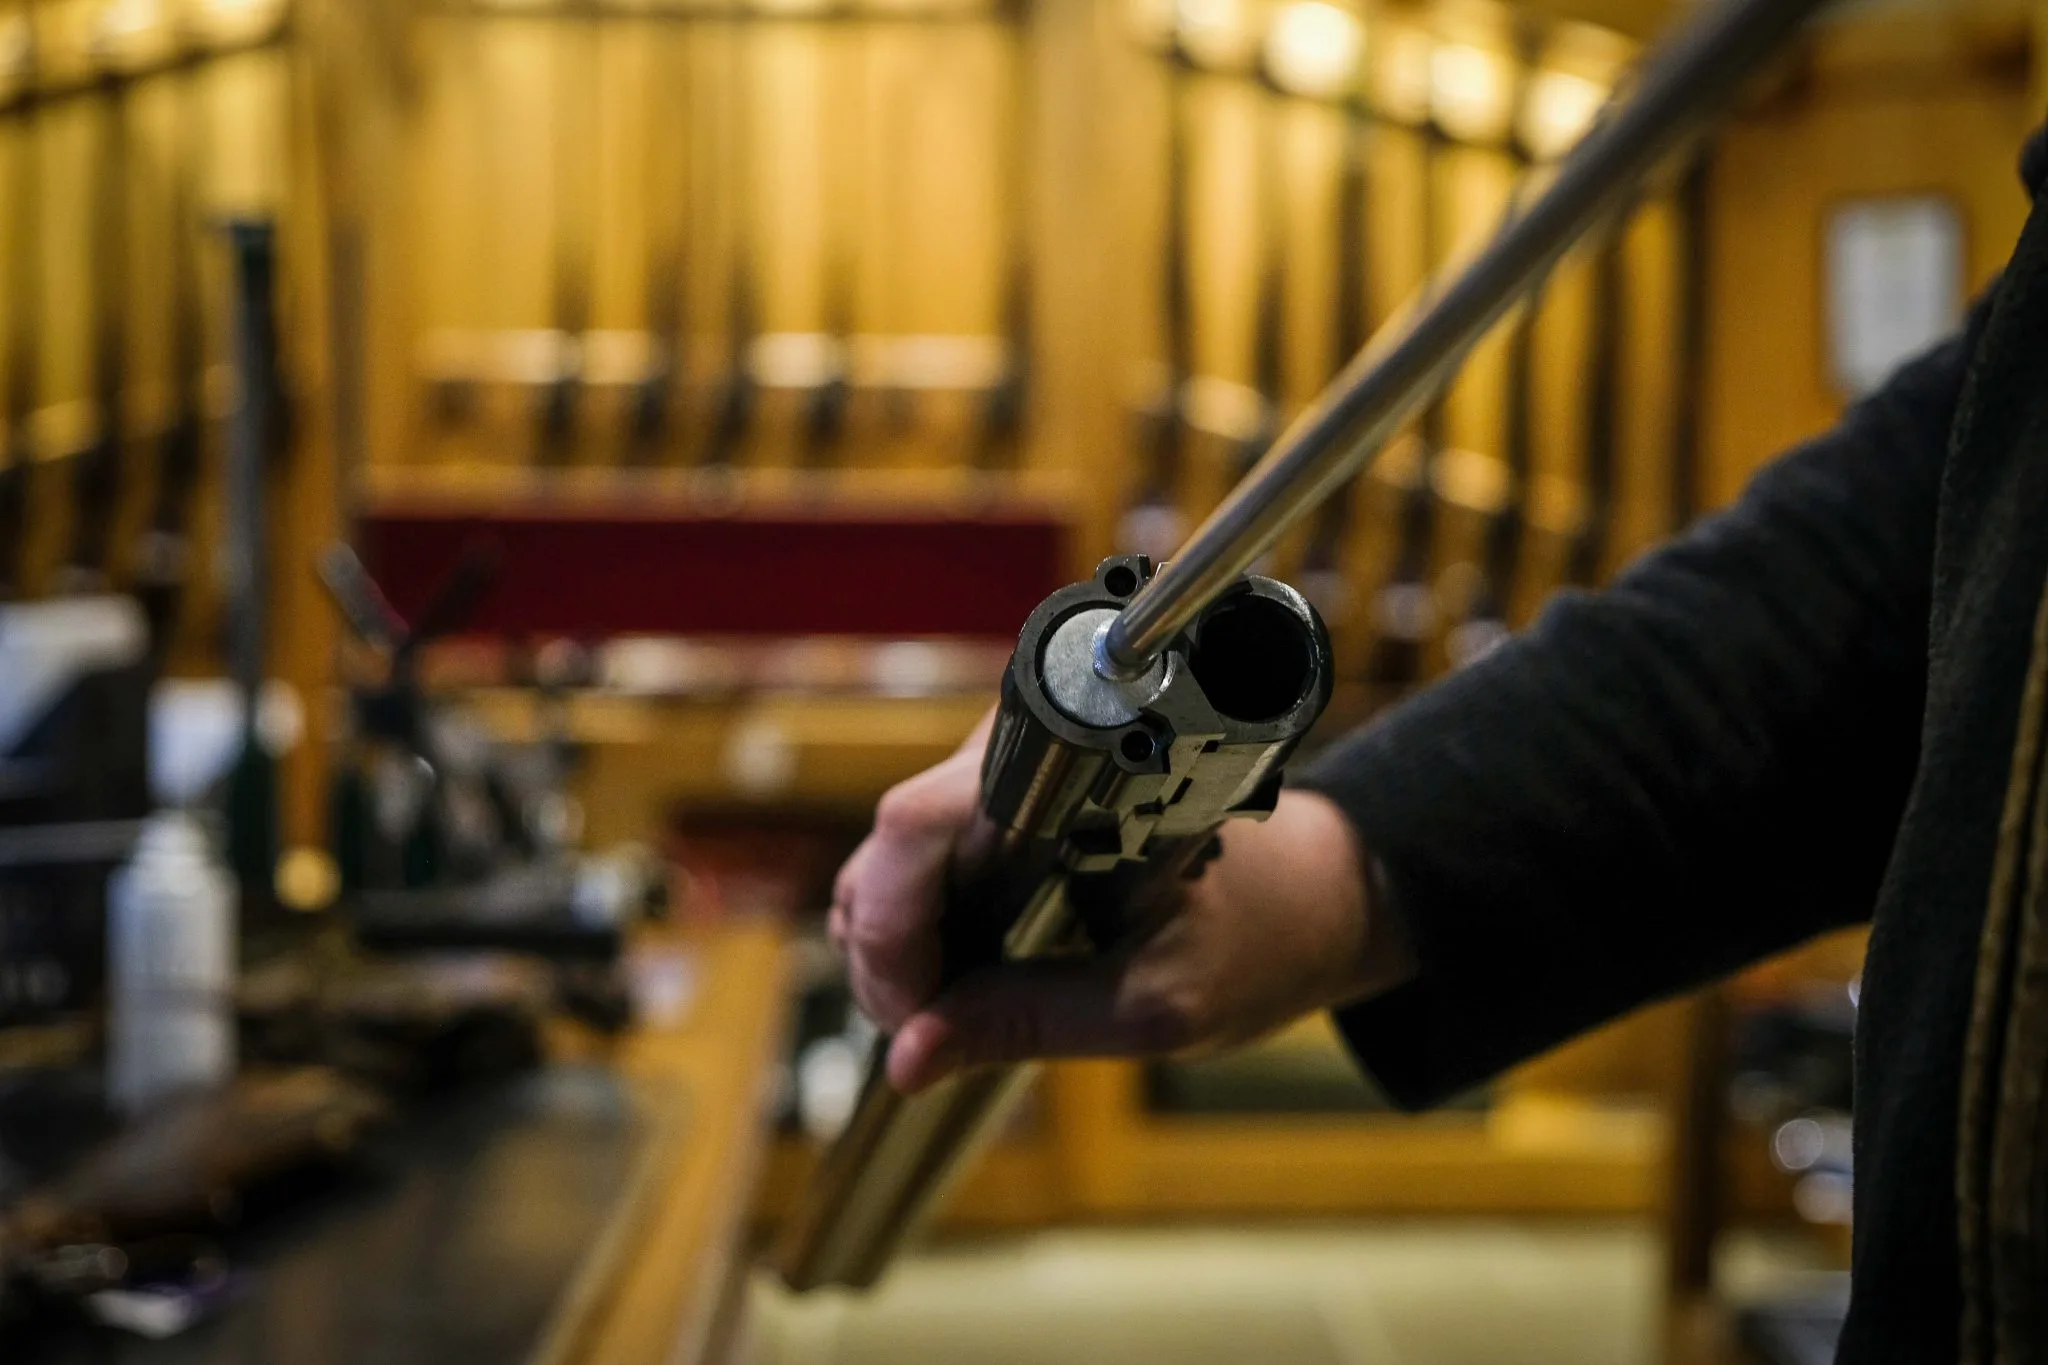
[828,714,1412,1094]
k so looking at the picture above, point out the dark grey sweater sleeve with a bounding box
[1296,306,1989,1111]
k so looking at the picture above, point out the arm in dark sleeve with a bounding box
[1295,304,1990,1110]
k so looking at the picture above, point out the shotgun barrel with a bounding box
[775,0,1839,1294]
[775,555,1333,1291]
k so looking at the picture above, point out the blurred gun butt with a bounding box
[774,554,1332,1291]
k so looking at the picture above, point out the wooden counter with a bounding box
[534,919,791,1365]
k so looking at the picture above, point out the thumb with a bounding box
[885,955,1193,1094]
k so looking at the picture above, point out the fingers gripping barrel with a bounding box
[774,556,1332,1291]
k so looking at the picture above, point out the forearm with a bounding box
[1301,313,1982,1107]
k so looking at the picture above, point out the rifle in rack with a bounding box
[703,241,757,470]
[1296,95,1371,627]
[626,20,689,467]
[1118,36,1195,564]
[802,252,854,468]
[0,88,38,601]
[1669,155,1707,534]
[62,60,133,590]
[1445,22,1547,668]
[221,218,284,913]
[1359,100,1448,705]
[1451,283,1535,663]
[536,3,597,469]
[1234,131,1287,491]
[1569,222,1625,589]
[702,23,756,473]
[137,51,210,650]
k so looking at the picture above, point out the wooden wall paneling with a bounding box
[850,22,947,472]
[2037,0,2047,115]
[1513,0,1671,45]
[1275,100,1344,415]
[1035,0,1126,569]
[330,0,415,515]
[942,20,1012,469]
[0,87,35,598]
[203,44,292,230]
[1701,37,2036,514]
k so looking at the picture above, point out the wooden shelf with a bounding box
[361,460,1080,513]
[1045,1061,1662,1219]
[460,689,993,841]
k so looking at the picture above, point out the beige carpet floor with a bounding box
[741,1221,1831,1365]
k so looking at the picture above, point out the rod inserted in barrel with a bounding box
[1096,0,1839,680]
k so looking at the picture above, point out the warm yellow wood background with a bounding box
[1,2,2041,1208]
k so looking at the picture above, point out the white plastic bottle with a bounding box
[106,811,237,1113]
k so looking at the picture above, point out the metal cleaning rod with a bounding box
[1098,0,1839,679]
